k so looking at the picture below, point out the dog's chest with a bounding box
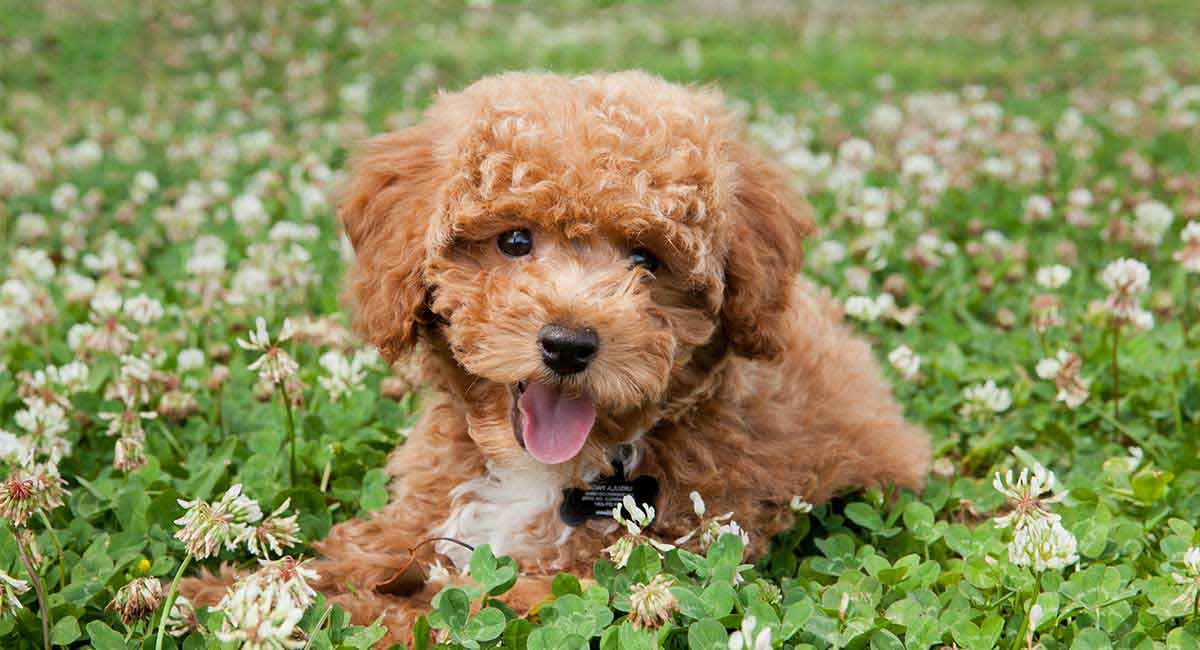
[431,460,574,570]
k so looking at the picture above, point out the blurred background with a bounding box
[3,1,1200,647]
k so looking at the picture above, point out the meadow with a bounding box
[1,0,1199,648]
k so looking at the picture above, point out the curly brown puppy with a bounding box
[184,70,930,644]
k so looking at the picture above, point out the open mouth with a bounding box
[509,380,597,465]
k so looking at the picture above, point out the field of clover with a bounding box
[1,1,1199,649]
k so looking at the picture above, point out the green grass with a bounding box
[1,0,1199,648]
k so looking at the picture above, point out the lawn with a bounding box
[1,0,1199,648]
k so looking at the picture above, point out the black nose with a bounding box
[538,325,599,375]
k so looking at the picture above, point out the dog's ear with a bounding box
[720,142,814,359]
[339,125,443,362]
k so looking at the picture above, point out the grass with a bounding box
[1,0,1199,648]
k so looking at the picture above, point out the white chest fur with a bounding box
[431,459,574,570]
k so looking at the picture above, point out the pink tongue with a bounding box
[518,383,596,464]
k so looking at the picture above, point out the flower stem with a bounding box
[1110,323,1121,419]
[280,381,298,487]
[36,512,67,590]
[1186,272,1195,338]
[155,553,193,650]
[13,528,51,650]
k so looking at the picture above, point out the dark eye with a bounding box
[630,247,659,273]
[497,229,533,257]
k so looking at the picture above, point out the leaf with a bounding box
[467,607,507,642]
[687,618,729,650]
[411,615,432,650]
[469,545,519,596]
[700,581,738,618]
[870,629,905,650]
[616,622,657,650]
[671,584,709,620]
[502,619,533,649]
[434,587,472,632]
[780,599,814,640]
[84,621,126,650]
[358,468,390,513]
[845,502,885,531]
[552,573,582,597]
[1071,628,1112,649]
[342,623,388,649]
[624,544,663,584]
[705,534,745,583]
[50,615,81,645]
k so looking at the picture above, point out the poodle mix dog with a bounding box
[186,71,930,643]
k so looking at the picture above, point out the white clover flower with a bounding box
[15,397,70,439]
[0,430,33,465]
[810,240,847,270]
[613,495,655,536]
[0,466,66,527]
[1068,187,1093,208]
[959,380,1012,418]
[1025,194,1053,221]
[178,348,206,372]
[317,350,367,402]
[122,293,165,325]
[674,492,747,552]
[246,557,319,609]
[790,495,813,513]
[1100,258,1153,327]
[993,464,1066,530]
[238,318,299,385]
[844,295,883,322]
[1175,221,1200,273]
[339,79,372,113]
[1035,350,1090,409]
[107,577,164,624]
[1035,265,1072,289]
[164,594,203,637]
[1132,200,1174,247]
[246,499,302,558]
[62,270,96,303]
[605,496,674,568]
[837,138,875,169]
[1100,257,1151,296]
[90,288,124,318]
[888,345,922,380]
[54,361,90,393]
[1184,547,1200,575]
[215,579,307,649]
[12,248,55,281]
[1170,547,1200,613]
[1008,517,1079,572]
[628,574,677,630]
[114,435,148,473]
[709,520,750,550]
[232,193,270,232]
[728,614,772,650]
[867,104,903,134]
[0,569,30,617]
[174,484,264,559]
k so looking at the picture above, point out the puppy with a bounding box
[184,71,930,644]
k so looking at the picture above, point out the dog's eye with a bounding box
[497,229,533,257]
[629,247,660,273]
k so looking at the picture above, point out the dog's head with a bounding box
[341,72,811,470]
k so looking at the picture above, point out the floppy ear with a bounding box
[339,125,443,362]
[721,142,815,359]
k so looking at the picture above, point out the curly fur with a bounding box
[181,71,930,646]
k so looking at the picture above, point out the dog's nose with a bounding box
[538,325,599,375]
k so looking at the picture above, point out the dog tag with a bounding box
[559,458,659,526]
